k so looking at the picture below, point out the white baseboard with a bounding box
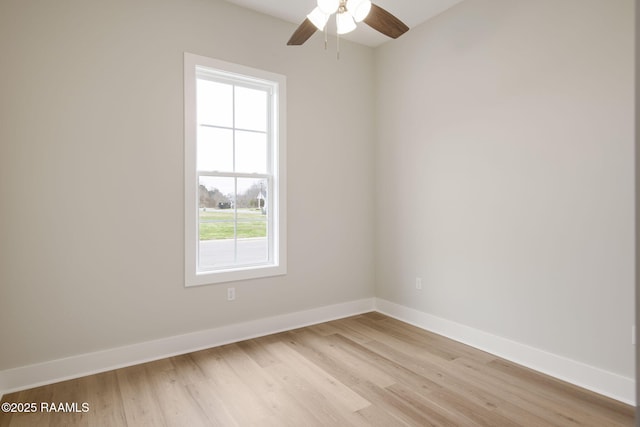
[0,298,376,399]
[1,297,634,407]
[374,298,635,406]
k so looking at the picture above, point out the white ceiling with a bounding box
[222,0,465,47]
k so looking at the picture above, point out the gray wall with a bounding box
[375,0,635,379]
[0,0,376,370]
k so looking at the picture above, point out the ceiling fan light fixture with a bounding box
[336,11,356,34]
[307,7,330,30]
[317,0,339,15]
[287,2,409,49]
[347,0,372,22]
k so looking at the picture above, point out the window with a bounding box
[184,53,286,286]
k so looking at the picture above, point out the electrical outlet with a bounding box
[415,277,422,290]
[227,287,236,301]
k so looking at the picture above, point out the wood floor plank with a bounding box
[441,355,625,426]
[116,363,167,427]
[235,334,283,368]
[306,321,343,336]
[320,318,375,345]
[327,333,445,397]
[470,357,634,426]
[266,339,371,413]
[214,343,324,427]
[0,313,634,426]
[355,338,547,426]
[428,387,523,427]
[375,316,497,363]
[264,349,369,426]
[340,316,464,363]
[184,379,241,426]
[488,357,634,417]
[349,379,452,426]
[362,338,582,426]
[354,404,411,427]
[142,359,212,426]
[80,371,127,427]
[357,315,494,363]
[383,383,472,427]
[189,346,280,426]
[286,328,398,388]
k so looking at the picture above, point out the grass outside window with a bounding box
[199,208,267,240]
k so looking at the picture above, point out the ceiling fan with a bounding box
[287,0,409,46]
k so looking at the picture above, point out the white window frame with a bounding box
[184,53,286,287]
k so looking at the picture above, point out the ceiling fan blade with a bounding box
[364,3,409,39]
[287,18,317,45]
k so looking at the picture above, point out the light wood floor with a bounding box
[0,312,634,426]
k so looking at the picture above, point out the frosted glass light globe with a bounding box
[307,7,330,30]
[336,12,356,34]
[317,0,339,14]
[347,0,371,22]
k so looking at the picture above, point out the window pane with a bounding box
[199,238,235,270]
[237,177,268,264]
[199,176,235,271]
[198,176,235,210]
[236,177,268,209]
[197,79,232,127]
[197,127,233,172]
[235,130,267,173]
[237,234,268,264]
[235,86,267,132]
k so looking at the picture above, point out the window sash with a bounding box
[196,172,274,272]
